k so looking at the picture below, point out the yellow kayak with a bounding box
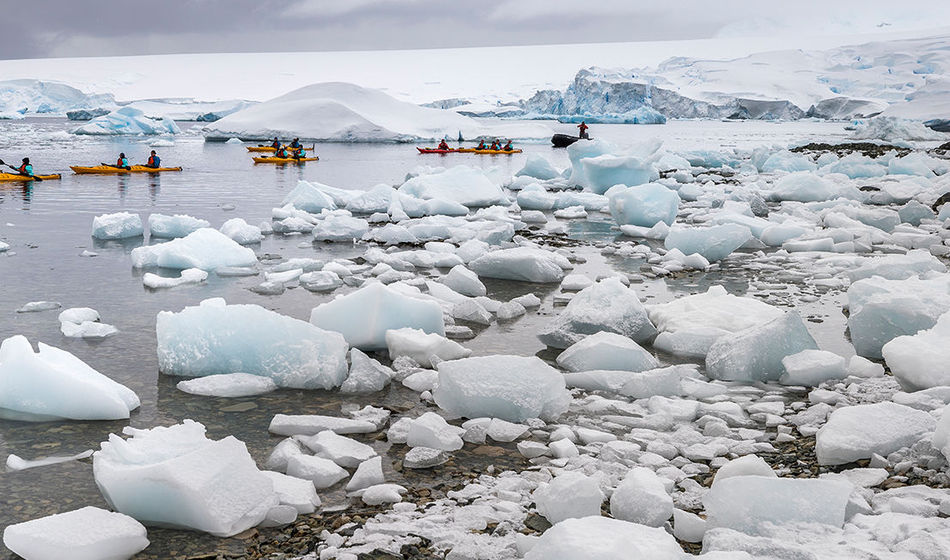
[472,149,522,154]
[252,156,319,164]
[0,172,61,182]
[70,165,183,174]
[246,146,282,153]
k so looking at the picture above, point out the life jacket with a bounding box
[290,141,300,148]
[147,155,161,167]
[504,143,512,150]
[18,163,32,175]
[276,149,288,158]
[271,140,280,148]
[117,157,128,167]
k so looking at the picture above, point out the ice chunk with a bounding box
[148,214,209,239]
[312,215,369,242]
[664,224,752,262]
[403,446,450,468]
[524,516,683,560]
[883,312,950,391]
[516,153,559,180]
[847,250,946,282]
[610,467,673,527]
[73,106,180,135]
[704,476,851,534]
[581,153,660,195]
[889,153,937,177]
[713,455,776,484]
[361,484,407,505]
[761,150,817,173]
[16,301,61,313]
[268,414,376,436]
[848,355,885,378]
[6,449,93,471]
[779,350,847,386]
[92,212,143,240]
[608,182,679,227]
[176,373,277,397]
[260,471,321,514]
[346,456,385,493]
[220,218,263,244]
[142,268,208,289]
[538,277,657,349]
[310,282,444,350]
[556,331,658,372]
[399,166,507,207]
[406,412,464,451]
[340,348,392,393]
[618,365,690,398]
[2,506,148,560]
[94,420,278,537]
[157,298,348,389]
[385,327,471,367]
[759,223,809,246]
[433,355,571,422]
[439,265,486,297]
[769,172,837,202]
[0,335,139,421]
[60,320,119,339]
[706,312,818,382]
[823,153,886,178]
[282,180,337,213]
[532,472,604,524]
[673,509,706,544]
[131,228,257,270]
[815,402,935,465]
[286,455,348,489]
[298,430,376,468]
[468,247,569,283]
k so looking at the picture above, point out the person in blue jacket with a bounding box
[113,153,130,169]
[16,158,33,176]
[145,150,161,169]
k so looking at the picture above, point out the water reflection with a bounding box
[147,174,161,203]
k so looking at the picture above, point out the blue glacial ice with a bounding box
[148,214,210,239]
[608,182,680,227]
[664,224,753,262]
[72,106,181,135]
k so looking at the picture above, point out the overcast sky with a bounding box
[4,0,949,60]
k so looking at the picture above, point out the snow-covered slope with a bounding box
[202,82,551,143]
[523,33,950,123]
[0,79,114,117]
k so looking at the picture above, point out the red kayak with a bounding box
[417,147,457,154]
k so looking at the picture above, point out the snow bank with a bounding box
[93,420,278,537]
[204,82,550,142]
[0,335,140,422]
[157,298,349,389]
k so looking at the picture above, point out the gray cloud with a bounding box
[3,0,946,60]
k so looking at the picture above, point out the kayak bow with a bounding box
[0,172,60,182]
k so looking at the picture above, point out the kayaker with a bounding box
[271,137,281,149]
[114,153,130,169]
[437,139,450,150]
[476,140,487,150]
[489,139,500,150]
[274,147,290,158]
[577,121,589,139]
[502,140,513,151]
[16,158,33,177]
[291,146,306,159]
[290,138,301,149]
[145,150,161,169]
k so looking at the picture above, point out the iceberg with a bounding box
[147,214,210,239]
[580,152,660,194]
[312,215,369,242]
[281,181,338,213]
[310,282,444,350]
[433,355,571,422]
[883,312,950,391]
[219,218,263,244]
[706,312,818,382]
[176,373,278,397]
[515,153,560,180]
[157,298,349,390]
[2,506,148,560]
[92,212,143,240]
[93,420,278,537]
[663,224,752,262]
[73,106,180,135]
[203,82,551,142]
[131,228,257,270]
[468,247,569,283]
[607,182,679,227]
[398,166,507,207]
[556,332,658,373]
[0,335,140,422]
[538,277,657,349]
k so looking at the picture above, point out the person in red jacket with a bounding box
[577,121,589,139]
[145,150,161,168]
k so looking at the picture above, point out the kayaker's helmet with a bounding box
[22,157,29,163]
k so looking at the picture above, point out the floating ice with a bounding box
[142,268,208,289]
[16,301,61,313]
[73,106,180,135]
[6,449,93,471]
[340,348,393,393]
[286,455,349,489]
[268,414,376,436]
[532,472,604,524]
[94,420,278,537]
[399,166,507,207]
[260,471,321,514]
[704,476,851,534]
[60,320,119,339]
[131,228,257,270]
[92,212,143,240]
[433,355,571,422]
[312,215,369,242]
[0,335,139,421]
[706,312,818,382]
[610,467,673,527]
[769,172,837,202]
[664,224,752,262]
[556,332,658,372]
[439,265,486,297]
[524,516,684,560]
[468,247,570,283]
[883,312,950,391]
[779,349,847,386]
[385,327,471,367]
[157,298,349,389]
[176,373,277,397]
[220,218,263,244]
[2,506,149,560]
[607,182,679,227]
[310,282,444,350]
[761,150,817,173]
[516,153,560,180]
[407,412,464,451]
[282,181,337,213]
[538,277,657,349]
[581,152,660,194]
[148,214,209,239]
[815,402,935,465]
[822,153,886,178]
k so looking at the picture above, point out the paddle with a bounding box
[0,159,42,181]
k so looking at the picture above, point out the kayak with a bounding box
[70,165,183,174]
[472,149,522,154]
[0,172,61,182]
[456,148,478,153]
[417,147,457,154]
[252,156,319,164]
[246,146,282,152]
